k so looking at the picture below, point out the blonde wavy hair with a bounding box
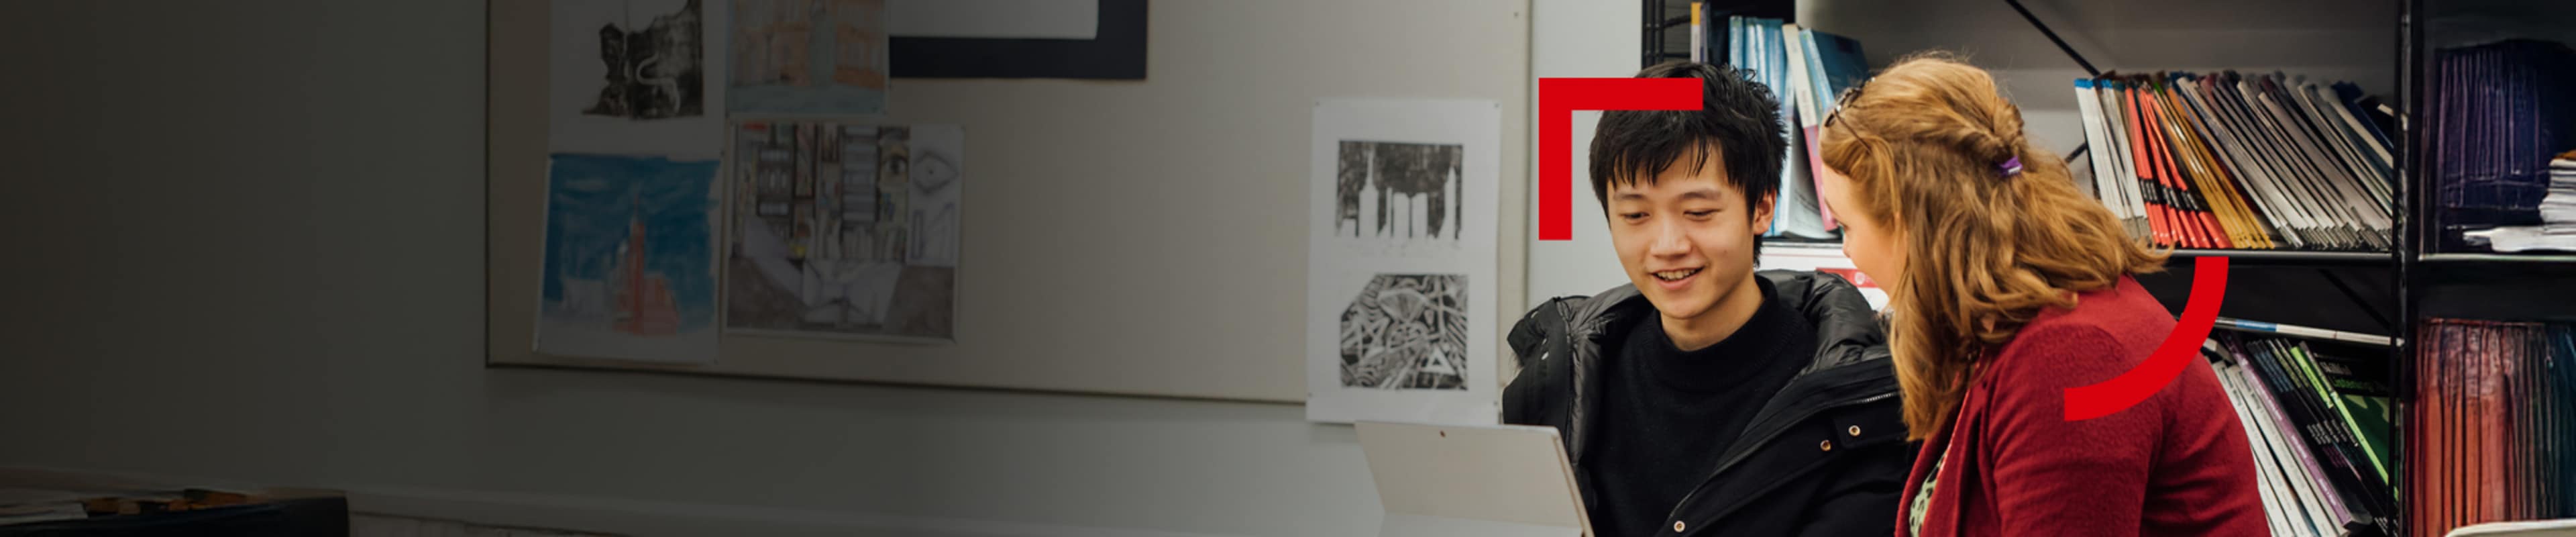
[1819,53,2166,440]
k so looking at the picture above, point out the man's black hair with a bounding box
[1589,60,1786,258]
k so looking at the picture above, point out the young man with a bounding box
[1503,61,1909,536]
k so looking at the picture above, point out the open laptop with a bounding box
[1353,421,1591,537]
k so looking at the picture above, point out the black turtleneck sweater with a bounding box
[1586,277,1817,537]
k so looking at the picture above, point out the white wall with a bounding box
[0,1,2404,536]
[0,2,1401,536]
[1524,0,1650,308]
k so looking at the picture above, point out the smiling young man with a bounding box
[1503,61,1911,536]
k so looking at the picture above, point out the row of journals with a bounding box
[2072,72,2400,252]
[2434,39,2576,253]
[1695,9,1867,240]
[2408,320,2576,537]
[2208,333,2398,536]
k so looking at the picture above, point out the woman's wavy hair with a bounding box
[1819,52,2166,440]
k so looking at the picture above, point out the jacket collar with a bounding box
[1564,270,1888,374]
[1556,270,1894,465]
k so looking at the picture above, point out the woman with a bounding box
[1813,54,2268,536]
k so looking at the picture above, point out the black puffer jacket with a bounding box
[1503,270,1912,536]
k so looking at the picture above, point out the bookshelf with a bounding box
[2403,1,2576,534]
[1651,0,2576,534]
[1662,0,2408,334]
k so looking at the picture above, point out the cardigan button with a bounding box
[1820,440,1834,451]
[1673,520,1686,532]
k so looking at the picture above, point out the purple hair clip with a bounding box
[1998,156,2025,178]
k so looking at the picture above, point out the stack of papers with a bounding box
[2462,153,2576,252]
[2543,154,2576,232]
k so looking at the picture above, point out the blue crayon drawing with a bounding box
[539,154,722,360]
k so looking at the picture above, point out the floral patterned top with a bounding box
[1908,442,1951,536]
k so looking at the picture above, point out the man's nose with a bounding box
[1648,222,1690,256]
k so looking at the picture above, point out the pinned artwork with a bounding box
[549,0,729,159]
[723,121,960,342]
[537,154,724,363]
[729,0,890,115]
[1307,99,1500,424]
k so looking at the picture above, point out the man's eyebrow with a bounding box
[1674,188,1725,201]
[1611,188,1728,203]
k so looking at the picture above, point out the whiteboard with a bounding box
[486,1,1532,402]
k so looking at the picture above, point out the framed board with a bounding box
[487,0,1531,402]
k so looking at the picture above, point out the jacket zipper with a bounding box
[1678,454,1840,535]
[1662,389,1900,528]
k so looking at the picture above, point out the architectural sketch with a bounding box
[725,121,960,341]
[1334,141,1464,241]
[729,0,890,115]
[1340,274,1469,390]
[904,127,963,267]
[537,154,722,362]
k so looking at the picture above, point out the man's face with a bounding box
[1605,152,1773,322]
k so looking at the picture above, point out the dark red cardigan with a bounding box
[1894,276,2269,536]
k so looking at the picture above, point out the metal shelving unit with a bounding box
[1647,0,2409,332]
[1643,1,2576,534]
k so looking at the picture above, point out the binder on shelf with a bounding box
[1688,3,1704,63]
[1792,28,1865,232]
[2217,350,2361,536]
[2118,79,2180,246]
[2211,332,2400,536]
[1719,15,1853,241]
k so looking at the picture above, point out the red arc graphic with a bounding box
[2064,256,2230,420]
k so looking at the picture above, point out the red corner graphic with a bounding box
[1538,78,1701,240]
[2064,256,2230,420]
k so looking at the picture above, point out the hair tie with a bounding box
[1997,156,2024,178]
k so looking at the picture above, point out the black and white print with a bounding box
[1334,141,1464,241]
[548,0,727,158]
[1306,99,1499,425]
[580,0,706,119]
[1339,274,1468,390]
